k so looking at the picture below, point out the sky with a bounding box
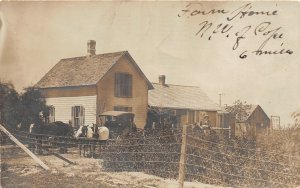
[0,1,299,125]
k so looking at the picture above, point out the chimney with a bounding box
[87,40,96,56]
[159,75,166,85]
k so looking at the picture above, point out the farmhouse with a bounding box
[35,40,153,129]
[234,105,271,139]
[148,75,220,127]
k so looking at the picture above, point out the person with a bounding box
[203,115,210,126]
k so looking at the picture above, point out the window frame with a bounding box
[114,72,133,98]
[48,105,55,123]
[72,105,85,129]
[114,105,133,112]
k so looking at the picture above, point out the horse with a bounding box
[28,121,74,154]
[75,125,93,138]
[29,121,74,136]
[75,124,109,157]
[75,124,109,140]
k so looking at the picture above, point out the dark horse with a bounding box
[29,121,74,154]
[30,121,74,137]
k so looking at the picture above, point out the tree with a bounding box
[0,82,49,130]
[0,82,21,128]
[225,100,252,122]
[19,87,49,130]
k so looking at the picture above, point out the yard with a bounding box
[0,145,223,188]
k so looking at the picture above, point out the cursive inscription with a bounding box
[178,3,293,59]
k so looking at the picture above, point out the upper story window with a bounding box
[115,72,132,98]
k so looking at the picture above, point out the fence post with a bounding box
[178,124,187,188]
[0,124,50,170]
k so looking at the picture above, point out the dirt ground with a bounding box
[0,145,223,188]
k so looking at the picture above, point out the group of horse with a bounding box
[20,121,110,155]
[19,120,214,157]
[27,121,109,140]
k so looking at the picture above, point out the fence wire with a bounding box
[1,126,300,188]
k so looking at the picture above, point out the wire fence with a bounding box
[1,125,300,188]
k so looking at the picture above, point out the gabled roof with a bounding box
[148,83,220,111]
[242,105,269,122]
[241,105,258,122]
[35,51,153,89]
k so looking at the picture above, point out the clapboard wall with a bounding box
[46,95,97,125]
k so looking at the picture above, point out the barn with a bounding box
[35,40,153,129]
[234,105,271,139]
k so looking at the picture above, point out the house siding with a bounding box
[45,95,97,125]
[175,109,217,126]
[40,86,96,98]
[179,110,217,126]
[207,111,217,127]
[96,55,148,129]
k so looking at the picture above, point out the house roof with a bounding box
[148,83,220,111]
[35,51,153,89]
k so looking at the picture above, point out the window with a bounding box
[115,72,132,97]
[114,106,132,112]
[71,106,85,129]
[47,106,55,123]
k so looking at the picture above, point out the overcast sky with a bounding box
[0,1,299,125]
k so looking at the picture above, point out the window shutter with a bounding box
[115,73,132,97]
[115,73,117,96]
[115,73,120,97]
[128,74,132,97]
[71,106,75,127]
[51,106,55,123]
[83,106,85,125]
[80,106,85,126]
[79,106,83,126]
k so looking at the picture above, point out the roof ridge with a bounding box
[60,50,128,61]
[35,50,154,89]
[152,82,201,88]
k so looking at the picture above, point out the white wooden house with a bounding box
[35,40,153,129]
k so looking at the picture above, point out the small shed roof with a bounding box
[35,51,153,89]
[242,105,270,122]
[149,83,220,111]
[245,105,259,119]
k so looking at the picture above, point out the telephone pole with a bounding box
[219,93,223,106]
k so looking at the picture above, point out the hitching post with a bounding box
[178,124,187,188]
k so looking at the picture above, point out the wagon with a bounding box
[99,111,137,139]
